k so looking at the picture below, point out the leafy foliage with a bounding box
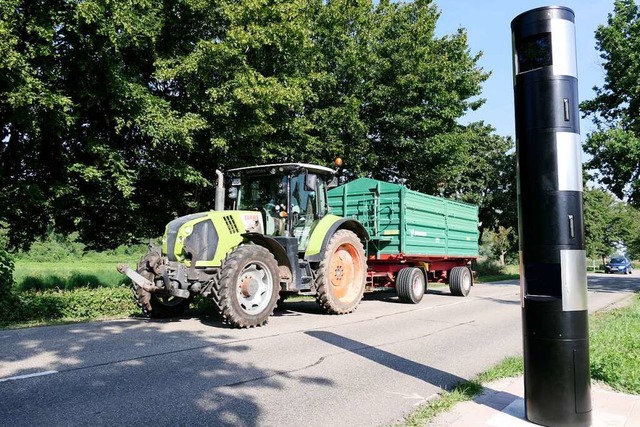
[0,247,14,293]
[1,0,510,251]
[581,0,640,206]
[583,187,637,262]
[480,226,517,266]
[0,286,138,326]
[589,294,640,394]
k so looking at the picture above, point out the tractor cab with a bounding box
[227,163,335,251]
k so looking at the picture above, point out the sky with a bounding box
[435,0,614,140]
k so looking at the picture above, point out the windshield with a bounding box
[610,258,626,264]
[237,175,287,210]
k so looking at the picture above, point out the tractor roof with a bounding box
[228,163,335,176]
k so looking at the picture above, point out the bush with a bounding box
[0,286,139,325]
[473,259,505,276]
[0,247,15,293]
[15,232,150,263]
[17,231,86,262]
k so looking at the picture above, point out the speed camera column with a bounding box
[511,7,591,427]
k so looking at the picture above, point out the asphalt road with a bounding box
[0,273,637,427]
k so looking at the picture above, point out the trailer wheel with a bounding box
[133,247,192,318]
[216,245,280,328]
[315,230,366,314]
[396,267,426,304]
[449,266,472,297]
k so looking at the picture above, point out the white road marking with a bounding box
[390,391,430,406]
[0,370,58,383]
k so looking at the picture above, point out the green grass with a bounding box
[398,294,640,426]
[0,287,223,329]
[14,260,137,291]
[399,357,523,427]
[589,293,640,394]
[475,274,520,283]
[0,286,140,328]
[474,263,520,283]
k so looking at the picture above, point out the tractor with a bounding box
[118,162,369,328]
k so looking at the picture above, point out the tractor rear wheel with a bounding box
[449,266,472,297]
[216,245,280,328]
[133,247,192,318]
[396,267,426,304]
[315,230,366,314]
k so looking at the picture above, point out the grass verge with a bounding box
[397,293,640,426]
[14,261,137,291]
[0,286,139,328]
[474,262,520,283]
[0,287,224,329]
[589,293,640,394]
[400,356,523,427]
[475,274,519,283]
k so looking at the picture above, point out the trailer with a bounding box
[328,177,479,302]
[120,163,479,328]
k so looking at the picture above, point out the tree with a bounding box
[439,123,516,233]
[583,187,636,264]
[306,0,511,229]
[581,0,640,206]
[0,0,207,250]
[481,226,517,266]
[0,0,510,251]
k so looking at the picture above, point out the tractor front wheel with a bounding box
[216,245,280,328]
[133,248,192,318]
[315,230,366,314]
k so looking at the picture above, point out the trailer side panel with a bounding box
[328,178,479,259]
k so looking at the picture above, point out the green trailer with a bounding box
[328,177,479,301]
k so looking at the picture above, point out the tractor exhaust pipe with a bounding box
[214,169,225,211]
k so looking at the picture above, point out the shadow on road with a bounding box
[305,330,518,415]
[0,320,332,427]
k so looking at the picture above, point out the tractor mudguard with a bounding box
[241,233,296,288]
[241,233,291,267]
[304,216,369,262]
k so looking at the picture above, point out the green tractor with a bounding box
[118,163,369,328]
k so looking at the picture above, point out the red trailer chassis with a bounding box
[366,253,477,289]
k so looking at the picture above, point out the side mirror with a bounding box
[305,174,317,191]
[227,187,238,200]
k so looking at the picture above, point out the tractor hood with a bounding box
[162,210,263,267]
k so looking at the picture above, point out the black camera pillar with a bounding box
[511,7,591,426]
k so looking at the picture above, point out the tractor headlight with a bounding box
[240,213,263,233]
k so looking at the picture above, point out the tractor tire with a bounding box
[215,245,280,328]
[396,267,426,304]
[449,266,472,297]
[315,230,366,314]
[133,247,192,318]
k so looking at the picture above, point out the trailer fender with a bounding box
[304,216,369,262]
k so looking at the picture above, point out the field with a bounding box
[14,260,136,291]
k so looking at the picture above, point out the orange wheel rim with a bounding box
[329,243,362,301]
